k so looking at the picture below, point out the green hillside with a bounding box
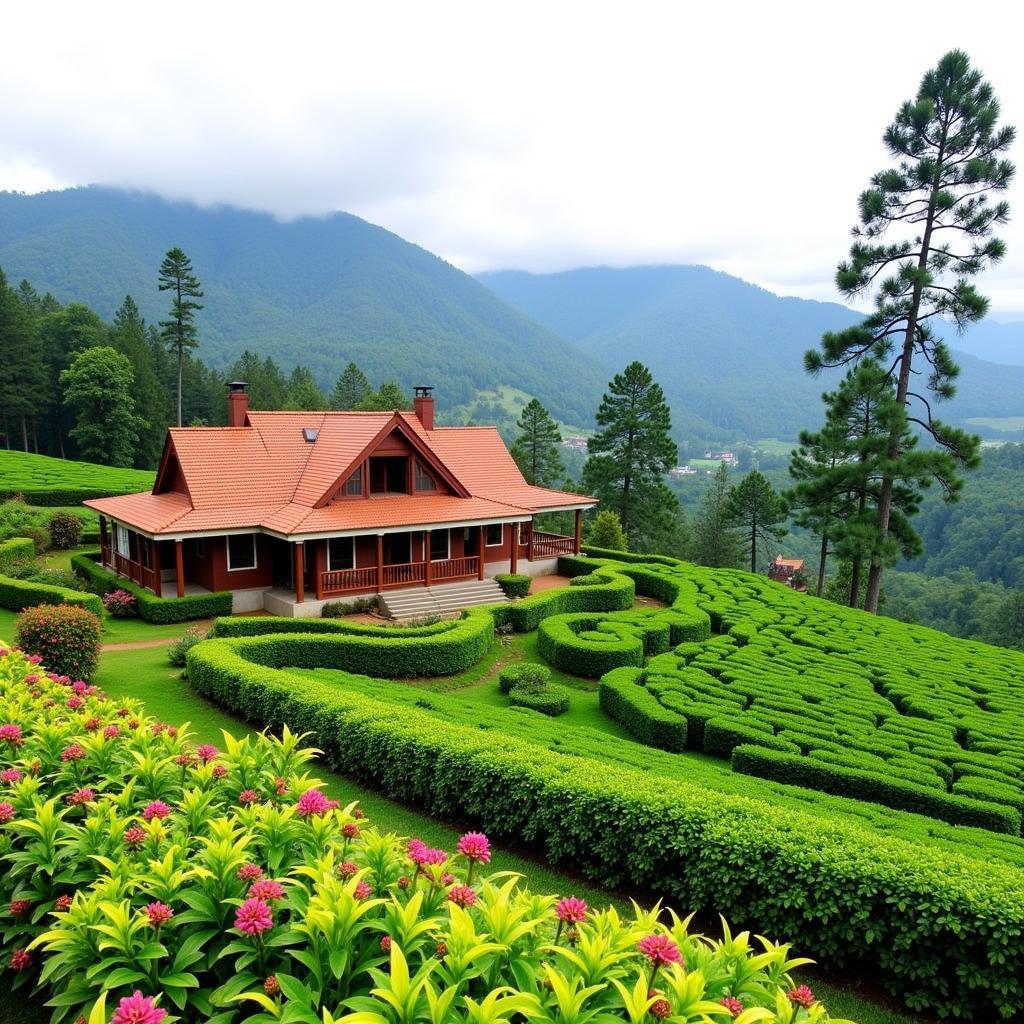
[0,449,154,503]
[0,187,606,427]
[479,265,1024,441]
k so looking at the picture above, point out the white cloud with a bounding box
[1,0,1022,313]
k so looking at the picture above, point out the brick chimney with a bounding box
[227,381,249,427]
[413,386,435,430]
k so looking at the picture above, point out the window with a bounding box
[139,537,152,569]
[115,525,130,556]
[227,534,258,571]
[429,529,449,561]
[328,537,355,571]
[342,466,363,497]
[414,461,437,492]
[194,538,206,558]
[485,523,504,547]
[370,456,408,494]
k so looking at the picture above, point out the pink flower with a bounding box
[124,825,147,848]
[142,801,170,821]
[274,776,288,795]
[83,715,101,730]
[249,880,285,901]
[145,902,174,927]
[342,821,360,839]
[447,885,476,907]
[0,724,23,745]
[54,894,73,912]
[72,681,88,695]
[720,996,744,1018]
[441,872,455,886]
[175,753,194,766]
[337,861,359,878]
[1,768,22,784]
[10,948,31,971]
[66,788,95,806]
[295,788,338,818]
[212,764,228,779]
[66,696,84,710]
[196,744,219,763]
[457,831,491,863]
[555,897,589,923]
[408,838,427,861]
[150,722,166,735]
[60,744,86,762]
[238,789,261,805]
[788,986,815,1009]
[110,991,167,1024]
[354,880,372,900]
[637,933,681,967]
[9,899,31,917]
[237,863,263,882]
[0,801,15,823]
[235,897,274,936]
[104,725,120,740]
[380,935,392,952]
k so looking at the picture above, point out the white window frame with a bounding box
[429,528,450,562]
[115,524,130,556]
[485,523,504,547]
[327,536,356,572]
[226,533,258,572]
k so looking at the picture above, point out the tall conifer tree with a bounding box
[158,247,204,426]
[689,462,744,569]
[727,471,788,573]
[511,399,564,486]
[330,362,371,410]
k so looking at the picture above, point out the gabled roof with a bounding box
[86,408,595,537]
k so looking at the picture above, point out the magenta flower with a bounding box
[457,831,491,863]
[238,789,261,805]
[10,949,31,971]
[235,897,274,936]
[555,897,589,923]
[72,681,88,695]
[295,788,338,818]
[123,825,147,848]
[447,885,477,908]
[354,880,372,900]
[195,744,219,762]
[0,802,16,823]
[408,838,427,861]
[237,863,263,882]
[66,696,84,710]
[441,872,455,886]
[9,899,31,917]
[0,724,23,745]
[142,801,170,821]
[60,744,86,762]
[788,986,815,1009]
[212,764,228,779]
[26,654,42,665]
[249,880,285,901]
[110,991,167,1024]
[380,935,392,953]
[337,861,359,878]
[104,725,120,740]
[637,933,681,967]
[66,788,95,806]
[720,996,743,1018]
[1,768,22,784]
[145,902,174,927]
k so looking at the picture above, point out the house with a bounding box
[703,450,738,466]
[669,465,697,477]
[560,435,589,452]
[85,384,596,617]
[768,555,807,591]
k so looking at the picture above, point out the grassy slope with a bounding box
[0,450,155,496]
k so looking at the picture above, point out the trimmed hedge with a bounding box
[731,744,1022,835]
[0,570,103,616]
[538,613,648,676]
[186,638,1024,1021]
[0,537,34,572]
[508,683,570,716]
[71,551,232,623]
[212,615,460,639]
[498,662,551,695]
[494,573,531,598]
[598,668,688,751]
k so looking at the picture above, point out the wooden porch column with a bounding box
[528,520,535,562]
[425,530,432,586]
[152,540,162,597]
[477,525,485,580]
[99,516,108,567]
[510,522,519,574]
[174,540,185,598]
[376,534,384,594]
[574,509,583,554]
[294,543,305,604]
[315,540,325,601]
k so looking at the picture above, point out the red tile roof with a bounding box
[86,409,594,537]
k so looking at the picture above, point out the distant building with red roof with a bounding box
[768,555,807,591]
[87,385,595,616]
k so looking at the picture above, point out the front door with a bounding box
[271,538,293,589]
[385,533,412,565]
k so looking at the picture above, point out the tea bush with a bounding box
[14,604,103,679]
[0,449,154,505]
[0,647,848,1024]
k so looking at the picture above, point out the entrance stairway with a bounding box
[379,578,508,619]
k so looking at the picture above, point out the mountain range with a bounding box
[2,186,1022,442]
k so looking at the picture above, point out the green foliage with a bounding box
[167,625,208,668]
[0,538,34,573]
[586,510,627,552]
[0,563,104,617]
[330,361,372,410]
[70,553,231,623]
[508,682,570,716]
[321,596,379,617]
[46,512,82,550]
[357,379,412,411]
[494,573,531,599]
[285,364,327,410]
[510,398,564,486]
[498,662,550,695]
[983,588,1024,650]
[726,470,787,573]
[688,463,743,568]
[14,603,102,678]
[0,451,154,505]
[598,668,688,751]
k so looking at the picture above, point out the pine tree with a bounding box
[690,463,744,568]
[0,268,47,451]
[511,399,564,486]
[358,380,410,411]
[806,51,1014,612]
[330,362,371,410]
[158,247,204,427]
[286,365,327,410]
[587,510,628,551]
[582,362,678,539]
[727,471,788,573]
[60,347,144,466]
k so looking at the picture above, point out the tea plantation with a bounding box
[0,450,154,505]
[187,550,1024,1020]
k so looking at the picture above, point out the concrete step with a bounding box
[380,578,508,619]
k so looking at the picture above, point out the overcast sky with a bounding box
[2,1,1022,315]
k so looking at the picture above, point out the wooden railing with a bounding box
[382,562,427,588]
[431,556,479,581]
[321,567,378,594]
[532,532,576,558]
[110,550,160,592]
[320,556,479,595]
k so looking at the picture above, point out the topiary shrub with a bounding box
[587,509,627,551]
[509,683,570,716]
[498,662,551,695]
[495,573,531,599]
[102,588,138,618]
[14,603,102,679]
[47,510,83,549]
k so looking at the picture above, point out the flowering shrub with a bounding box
[168,625,208,668]
[0,647,850,1024]
[47,511,83,550]
[14,603,102,679]
[102,589,138,618]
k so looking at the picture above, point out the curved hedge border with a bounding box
[0,537,34,572]
[71,551,232,623]
[599,668,688,750]
[186,636,1024,1020]
[0,539,104,617]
